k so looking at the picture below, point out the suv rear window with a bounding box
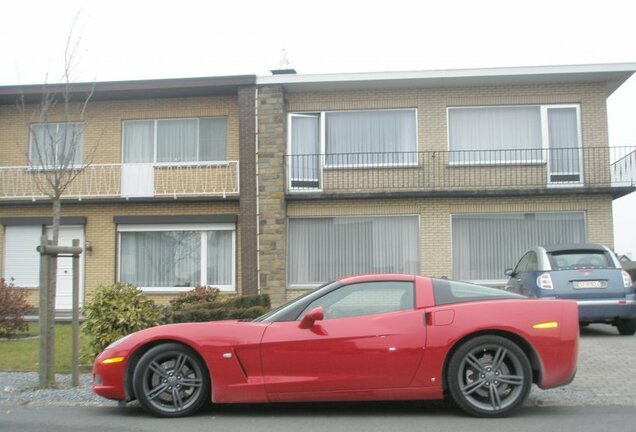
[432,279,524,306]
[548,250,614,270]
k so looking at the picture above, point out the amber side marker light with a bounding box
[532,321,559,329]
[102,356,125,364]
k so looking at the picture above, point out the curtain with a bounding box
[449,106,542,163]
[207,231,232,285]
[199,117,228,161]
[325,110,416,165]
[157,119,198,163]
[452,212,586,281]
[290,115,320,181]
[120,231,200,287]
[123,120,154,163]
[288,216,420,285]
[30,123,83,166]
[548,107,579,175]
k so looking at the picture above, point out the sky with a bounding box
[1,0,635,255]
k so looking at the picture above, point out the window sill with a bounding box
[153,161,231,168]
[138,286,236,294]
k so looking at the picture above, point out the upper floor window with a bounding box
[29,122,84,168]
[448,105,581,168]
[289,109,417,167]
[123,117,228,164]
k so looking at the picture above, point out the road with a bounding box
[1,323,634,431]
[1,403,635,432]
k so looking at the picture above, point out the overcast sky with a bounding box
[2,0,635,255]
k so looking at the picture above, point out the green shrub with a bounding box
[165,286,270,323]
[171,305,269,323]
[82,283,162,358]
[0,278,30,338]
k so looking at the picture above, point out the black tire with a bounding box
[133,343,210,417]
[616,318,636,336]
[447,335,532,418]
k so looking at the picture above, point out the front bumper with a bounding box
[92,353,128,401]
[576,298,636,322]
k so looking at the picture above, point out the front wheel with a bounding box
[447,335,532,417]
[133,343,210,417]
[616,318,636,336]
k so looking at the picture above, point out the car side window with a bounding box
[513,252,532,275]
[525,252,538,272]
[299,281,414,320]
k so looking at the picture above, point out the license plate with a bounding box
[573,280,606,289]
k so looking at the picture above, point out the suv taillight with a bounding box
[537,273,554,290]
[622,270,633,290]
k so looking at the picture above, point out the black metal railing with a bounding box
[285,146,636,194]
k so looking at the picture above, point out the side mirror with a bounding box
[504,268,514,277]
[299,307,324,329]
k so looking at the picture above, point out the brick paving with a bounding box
[528,324,636,406]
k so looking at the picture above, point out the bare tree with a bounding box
[15,13,97,388]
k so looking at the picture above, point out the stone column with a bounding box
[257,86,287,306]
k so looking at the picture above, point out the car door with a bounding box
[259,281,426,396]
[506,252,531,294]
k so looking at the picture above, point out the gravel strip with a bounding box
[0,372,117,407]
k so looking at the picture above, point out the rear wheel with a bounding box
[447,335,532,417]
[133,343,210,417]
[616,318,636,336]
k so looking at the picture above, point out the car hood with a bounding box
[97,320,269,362]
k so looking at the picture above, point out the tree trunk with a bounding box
[41,198,61,388]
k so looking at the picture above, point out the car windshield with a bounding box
[252,282,331,322]
[548,250,614,270]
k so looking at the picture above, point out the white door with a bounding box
[289,114,321,190]
[47,226,85,311]
[121,163,154,197]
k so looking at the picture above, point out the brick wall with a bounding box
[0,200,241,307]
[285,194,614,300]
[0,95,240,167]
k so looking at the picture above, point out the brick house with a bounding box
[1,64,635,309]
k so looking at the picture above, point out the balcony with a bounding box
[0,161,239,201]
[285,147,636,199]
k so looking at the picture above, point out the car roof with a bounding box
[540,243,609,253]
[338,273,417,284]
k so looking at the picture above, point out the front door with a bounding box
[47,226,85,310]
[259,281,425,397]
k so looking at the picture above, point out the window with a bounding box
[548,250,614,270]
[29,122,84,167]
[448,105,581,169]
[300,281,414,319]
[118,224,235,291]
[288,216,420,286]
[452,212,586,282]
[289,109,417,168]
[432,279,523,306]
[3,225,42,287]
[122,117,228,164]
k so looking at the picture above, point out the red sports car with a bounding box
[93,274,579,418]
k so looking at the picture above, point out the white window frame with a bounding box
[121,117,229,167]
[29,122,84,169]
[446,104,582,168]
[286,214,421,289]
[450,211,587,285]
[116,223,236,293]
[287,108,419,170]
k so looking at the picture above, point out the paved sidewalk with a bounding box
[527,324,636,406]
[1,324,634,408]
